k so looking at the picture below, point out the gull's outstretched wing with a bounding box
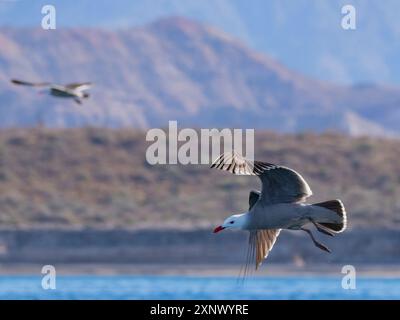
[249,190,261,210]
[240,189,282,272]
[211,152,312,204]
[242,229,281,275]
[11,79,52,87]
[254,229,281,269]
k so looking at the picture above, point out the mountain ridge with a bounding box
[1,17,400,136]
[2,0,400,84]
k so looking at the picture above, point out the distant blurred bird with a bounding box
[211,152,347,273]
[11,79,92,104]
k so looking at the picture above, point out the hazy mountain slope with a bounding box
[0,17,400,134]
[1,0,400,84]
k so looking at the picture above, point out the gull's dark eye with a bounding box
[230,221,234,224]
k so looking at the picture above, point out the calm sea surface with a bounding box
[0,275,399,300]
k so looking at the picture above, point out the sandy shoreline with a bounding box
[1,263,400,277]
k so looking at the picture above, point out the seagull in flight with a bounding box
[11,79,92,104]
[211,152,347,273]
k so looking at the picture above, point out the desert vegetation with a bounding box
[0,128,398,229]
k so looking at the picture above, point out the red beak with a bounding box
[213,225,225,233]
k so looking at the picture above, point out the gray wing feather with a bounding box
[249,190,260,210]
[258,166,312,204]
[211,152,312,204]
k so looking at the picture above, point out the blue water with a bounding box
[0,275,399,300]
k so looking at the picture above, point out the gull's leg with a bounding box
[309,218,335,237]
[300,227,331,253]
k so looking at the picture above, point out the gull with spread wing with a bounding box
[211,152,347,272]
[11,79,92,105]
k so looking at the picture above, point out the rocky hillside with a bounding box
[0,128,399,229]
[1,18,400,135]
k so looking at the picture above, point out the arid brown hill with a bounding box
[0,128,398,229]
